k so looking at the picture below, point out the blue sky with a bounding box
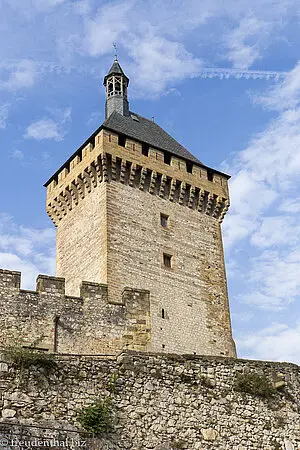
[1,0,300,363]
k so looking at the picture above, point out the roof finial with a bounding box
[113,42,118,61]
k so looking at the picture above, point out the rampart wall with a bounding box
[0,269,151,354]
[0,352,299,450]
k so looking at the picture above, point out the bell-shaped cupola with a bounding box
[103,53,129,119]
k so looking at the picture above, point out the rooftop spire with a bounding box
[113,42,118,62]
[103,52,130,119]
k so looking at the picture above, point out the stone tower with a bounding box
[45,56,236,357]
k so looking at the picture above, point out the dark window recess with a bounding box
[160,213,169,228]
[164,152,171,165]
[161,308,165,319]
[118,134,126,147]
[186,161,193,173]
[142,143,149,156]
[115,158,122,181]
[163,253,172,268]
[164,177,172,199]
[162,344,166,349]
[207,169,214,181]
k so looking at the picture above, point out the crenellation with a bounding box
[82,142,94,159]
[70,154,80,170]
[36,274,66,295]
[80,280,108,301]
[0,269,21,291]
[0,269,151,354]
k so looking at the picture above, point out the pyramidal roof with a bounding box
[104,58,129,84]
[103,111,202,165]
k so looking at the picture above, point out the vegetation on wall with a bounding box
[3,345,56,370]
[234,372,276,398]
[76,398,112,435]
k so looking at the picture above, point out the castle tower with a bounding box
[45,56,236,357]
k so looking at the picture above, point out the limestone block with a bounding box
[201,428,219,441]
[2,408,16,418]
[284,440,294,450]
[0,363,8,372]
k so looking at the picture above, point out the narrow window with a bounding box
[164,152,171,165]
[162,344,165,349]
[207,169,214,182]
[118,134,126,147]
[163,253,172,268]
[186,161,193,173]
[142,143,149,156]
[160,213,169,228]
[161,308,165,319]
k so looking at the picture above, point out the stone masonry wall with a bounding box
[0,269,151,354]
[106,181,234,357]
[0,352,299,450]
[56,181,107,297]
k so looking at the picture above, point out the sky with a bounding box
[1,0,300,364]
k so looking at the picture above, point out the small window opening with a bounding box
[164,152,171,165]
[115,80,121,93]
[160,213,169,228]
[118,134,126,147]
[186,161,193,173]
[163,253,172,268]
[142,143,149,156]
[162,344,166,349]
[161,308,165,319]
[207,169,214,182]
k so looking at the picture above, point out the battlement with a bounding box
[46,129,230,226]
[0,269,151,354]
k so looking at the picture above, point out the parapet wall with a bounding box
[0,269,151,354]
[46,129,230,227]
[0,352,299,449]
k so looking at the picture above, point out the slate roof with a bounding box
[103,111,203,165]
[44,111,230,187]
[104,60,129,84]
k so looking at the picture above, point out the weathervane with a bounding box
[113,42,118,61]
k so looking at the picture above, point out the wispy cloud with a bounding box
[223,62,300,314]
[0,104,9,129]
[0,60,37,91]
[223,16,272,69]
[0,213,55,289]
[238,322,300,363]
[10,149,24,160]
[24,107,71,141]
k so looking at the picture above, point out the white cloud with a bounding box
[255,62,300,111]
[239,249,300,311]
[223,214,257,250]
[224,16,271,69]
[0,214,55,290]
[279,198,300,214]
[251,216,300,248]
[25,118,64,141]
[223,62,300,317]
[11,149,24,160]
[24,107,71,141]
[0,60,37,91]
[126,34,202,94]
[237,322,300,363]
[82,1,133,57]
[0,104,9,129]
